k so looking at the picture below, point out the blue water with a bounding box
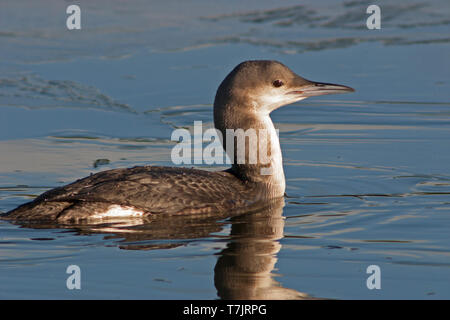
[0,0,449,299]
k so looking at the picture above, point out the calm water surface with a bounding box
[0,0,449,299]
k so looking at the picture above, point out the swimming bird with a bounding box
[2,60,354,222]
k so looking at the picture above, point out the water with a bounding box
[0,0,449,299]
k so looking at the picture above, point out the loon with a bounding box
[3,60,354,222]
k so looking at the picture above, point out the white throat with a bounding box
[258,113,286,197]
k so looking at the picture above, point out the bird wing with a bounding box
[5,166,254,221]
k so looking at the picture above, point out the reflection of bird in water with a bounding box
[214,198,313,300]
[3,60,353,222]
[8,197,315,299]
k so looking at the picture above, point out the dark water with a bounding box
[0,0,449,299]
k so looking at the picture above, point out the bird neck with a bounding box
[214,104,286,198]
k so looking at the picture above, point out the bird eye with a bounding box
[272,80,284,88]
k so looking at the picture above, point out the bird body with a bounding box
[3,60,353,222]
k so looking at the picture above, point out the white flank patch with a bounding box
[91,205,144,219]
